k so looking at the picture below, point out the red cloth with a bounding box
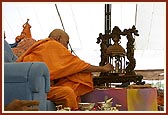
[12,38,36,57]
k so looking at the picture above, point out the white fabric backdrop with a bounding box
[2,2,166,70]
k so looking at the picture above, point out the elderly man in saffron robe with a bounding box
[16,29,114,109]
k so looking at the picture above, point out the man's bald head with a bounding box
[49,29,69,49]
[49,29,69,39]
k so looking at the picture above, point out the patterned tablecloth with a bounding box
[81,87,158,111]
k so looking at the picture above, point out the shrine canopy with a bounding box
[2,2,166,70]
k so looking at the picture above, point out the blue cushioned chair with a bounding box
[4,39,56,111]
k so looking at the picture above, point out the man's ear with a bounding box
[56,35,61,42]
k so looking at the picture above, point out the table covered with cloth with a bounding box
[81,87,158,111]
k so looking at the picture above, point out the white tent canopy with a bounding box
[2,2,166,70]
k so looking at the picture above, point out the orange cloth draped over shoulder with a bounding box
[16,38,94,108]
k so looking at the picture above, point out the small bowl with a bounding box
[78,103,95,111]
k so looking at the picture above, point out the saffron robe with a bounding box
[16,38,94,108]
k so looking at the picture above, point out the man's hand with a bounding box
[82,63,114,73]
[102,63,114,72]
[4,99,39,111]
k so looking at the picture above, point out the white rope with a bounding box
[134,4,138,50]
[70,4,82,49]
[16,7,24,24]
[146,3,154,50]
[33,6,44,36]
[4,16,16,38]
[135,4,138,27]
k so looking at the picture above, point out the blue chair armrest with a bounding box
[4,62,50,93]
